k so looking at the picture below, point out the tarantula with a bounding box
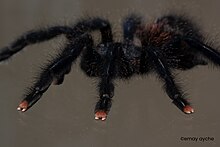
[0,14,219,121]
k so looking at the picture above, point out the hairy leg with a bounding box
[94,47,116,121]
[17,35,93,111]
[146,47,194,114]
[185,37,220,66]
[0,26,73,61]
[123,14,141,41]
[71,17,113,42]
[0,17,112,61]
[95,79,114,121]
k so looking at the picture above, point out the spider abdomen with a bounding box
[136,16,207,70]
[156,14,203,40]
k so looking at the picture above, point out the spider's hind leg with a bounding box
[146,47,194,114]
[184,37,220,67]
[163,36,208,70]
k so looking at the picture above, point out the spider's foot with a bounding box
[95,110,107,121]
[173,99,194,114]
[17,100,29,112]
[183,105,194,114]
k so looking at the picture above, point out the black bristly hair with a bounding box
[0,13,220,121]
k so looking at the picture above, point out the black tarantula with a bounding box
[0,13,219,121]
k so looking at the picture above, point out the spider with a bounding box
[0,14,219,121]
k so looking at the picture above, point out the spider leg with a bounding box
[184,37,220,66]
[0,17,112,61]
[71,17,112,42]
[94,48,116,121]
[123,14,141,42]
[95,79,114,121]
[146,47,194,114]
[0,26,73,61]
[121,15,144,74]
[17,34,93,112]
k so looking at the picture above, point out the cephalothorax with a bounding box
[0,14,219,121]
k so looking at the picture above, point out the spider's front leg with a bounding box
[0,26,73,61]
[146,47,194,114]
[17,35,93,111]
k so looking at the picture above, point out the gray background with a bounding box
[0,0,219,147]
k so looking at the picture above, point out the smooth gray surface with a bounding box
[0,0,219,147]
